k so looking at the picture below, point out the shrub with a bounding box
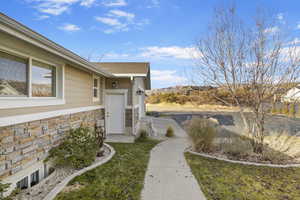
[271,102,277,114]
[282,103,289,115]
[165,126,174,137]
[135,129,148,142]
[0,182,10,199]
[45,127,98,169]
[289,103,296,117]
[263,132,300,163]
[186,118,217,153]
[221,136,253,159]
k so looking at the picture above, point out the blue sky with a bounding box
[2,0,300,88]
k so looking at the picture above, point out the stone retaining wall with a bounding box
[0,109,105,181]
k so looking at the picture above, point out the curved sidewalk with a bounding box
[142,119,206,200]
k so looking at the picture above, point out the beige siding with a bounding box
[105,78,133,106]
[0,31,65,66]
[0,31,105,117]
[64,65,93,107]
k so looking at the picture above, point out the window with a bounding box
[0,51,28,96]
[16,176,28,190]
[30,170,39,187]
[93,78,98,98]
[93,76,100,102]
[32,60,56,97]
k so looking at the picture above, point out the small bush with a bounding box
[186,118,217,153]
[289,103,296,117]
[45,127,98,169]
[221,136,253,159]
[271,102,277,114]
[0,182,10,199]
[282,103,289,115]
[165,126,174,137]
[135,129,148,142]
[263,132,300,163]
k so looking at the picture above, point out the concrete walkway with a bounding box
[141,119,206,200]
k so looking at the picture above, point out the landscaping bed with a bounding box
[54,139,159,200]
[185,152,300,200]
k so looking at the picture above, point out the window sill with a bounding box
[0,98,65,109]
[93,98,100,102]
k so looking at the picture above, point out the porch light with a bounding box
[112,81,118,88]
[136,88,144,95]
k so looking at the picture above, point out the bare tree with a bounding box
[192,6,300,153]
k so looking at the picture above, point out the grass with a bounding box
[185,152,300,200]
[55,139,159,200]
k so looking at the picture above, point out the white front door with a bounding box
[106,93,125,134]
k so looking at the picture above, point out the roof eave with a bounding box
[0,13,114,78]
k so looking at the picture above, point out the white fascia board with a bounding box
[0,14,114,78]
[113,73,147,77]
[0,106,104,127]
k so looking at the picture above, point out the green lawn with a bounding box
[185,152,300,200]
[55,139,159,200]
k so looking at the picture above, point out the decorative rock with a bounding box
[1,136,14,144]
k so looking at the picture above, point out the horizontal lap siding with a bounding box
[64,65,92,107]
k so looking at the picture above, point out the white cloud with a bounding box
[264,26,280,34]
[95,16,128,33]
[39,5,69,15]
[277,13,283,20]
[80,0,96,7]
[26,0,96,15]
[104,52,130,59]
[59,23,81,31]
[36,15,50,20]
[276,13,286,24]
[95,9,149,34]
[108,9,135,21]
[286,38,300,45]
[147,0,160,8]
[95,17,122,26]
[151,70,187,84]
[102,0,127,7]
[140,46,201,60]
[296,22,300,30]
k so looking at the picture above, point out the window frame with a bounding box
[0,47,65,109]
[30,59,57,98]
[16,176,29,190]
[93,75,100,102]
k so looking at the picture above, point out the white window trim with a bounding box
[0,46,65,109]
[92,75,100,102]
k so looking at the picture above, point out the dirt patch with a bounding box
[61,182,86,193]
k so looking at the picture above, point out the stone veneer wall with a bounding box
[125,109,133,135]
[0,109,105,181]
[134,107,139,126]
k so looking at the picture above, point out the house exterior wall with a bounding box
[0,108,105,195]
[133,77,146,119]
[105,78,132,106]
[282,87,300,102]
[0,30,107,196]
[0,31,105,117]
